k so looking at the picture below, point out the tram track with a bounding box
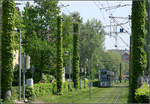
[98,87,119,103]
[98,86,125,104]
[112,87,124,104]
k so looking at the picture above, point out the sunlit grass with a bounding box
[35,82,129,103]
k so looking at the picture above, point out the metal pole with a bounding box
[19,29,21,101]
[23,53,26,100]
[88,60,91,99]
[84,68,86,88]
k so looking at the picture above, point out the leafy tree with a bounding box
[62,13,73,66]
[79,18,105,77]
[131,0,147,102]
[1,0,15,100]
[56,16,63,93]
[73,23,80,89]
[22,0,60,82]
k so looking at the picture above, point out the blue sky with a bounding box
[17,1,132,50]
[58,1,132,50]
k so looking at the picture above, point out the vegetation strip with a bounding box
[34,84,128,103]
[112,87,125,104]
[98,87,117,103]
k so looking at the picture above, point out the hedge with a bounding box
[34,83,53,97]
[135,83,150,103]
[12,80,91,100]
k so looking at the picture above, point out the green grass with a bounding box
[35,82,129,103]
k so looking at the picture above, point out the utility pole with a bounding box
[18,29,21,101]
[120,63,122,83]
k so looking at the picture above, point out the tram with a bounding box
[98,69,114,87]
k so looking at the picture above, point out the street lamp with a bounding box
[64,51,71,91]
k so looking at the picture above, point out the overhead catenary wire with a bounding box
[93,1,130,49]
[93,1,107,23]
[97,4,131,11]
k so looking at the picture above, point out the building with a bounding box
[110,49,129,63]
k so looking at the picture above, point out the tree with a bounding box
[131,0,147,102]
[62,13,73,67]
[145,0,150,75]
[1,0,15,100]
[22,0,60,82]
[72,23,80,89]
[56,16,63,93]
[79,18,105,77]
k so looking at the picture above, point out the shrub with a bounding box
[41,74,55,83]
[3,100,15,104]
[135,83,149,103]
[52,82,57,94]
[25,86,35,100]
[62,81,68,93]
[11,86,19,100]
[11,80,90,100]
[34,83,53,97]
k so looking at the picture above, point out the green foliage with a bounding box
[56,16,63,93]
[11,86,18,100]
[25,86,35,100]
[34,83,53,97]
[135,83,149,103]
[41,74,55,83]
[13,7,25,51]
[73,23,80,89]
[22,0,60,82]
[1,0,15,100]
[12,66,21,86]
[62,13,73,66]
[79,18,105,78]
[104,51,124,74]
[2,100,15,104]
[131,0,147,102]
[34,81,89,97]
[11,80,90,101]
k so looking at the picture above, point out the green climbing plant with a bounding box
[1,0,15,100]
[131,0,147,102]
[56,16,63,94]
[72,23,80,89]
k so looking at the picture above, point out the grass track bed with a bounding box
[35,83,129,103]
